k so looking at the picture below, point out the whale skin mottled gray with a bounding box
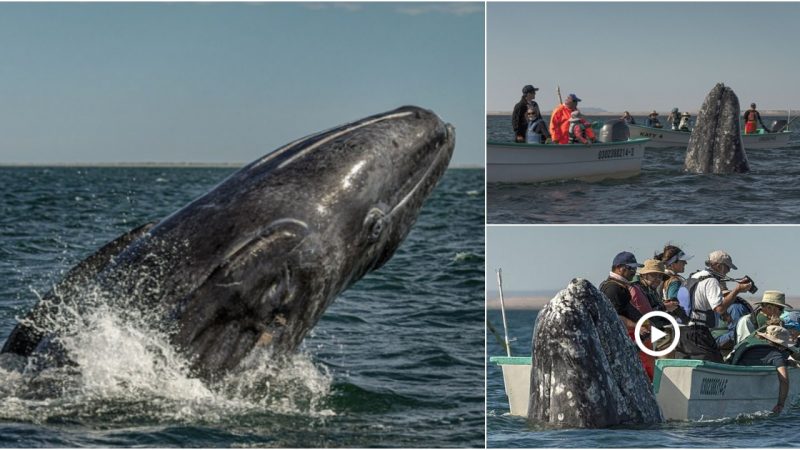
[528,278,664,428]
[684,83,750,173]
[1,106,455,381]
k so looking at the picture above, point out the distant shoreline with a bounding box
[486,296,550,310]
[0,163,484,169]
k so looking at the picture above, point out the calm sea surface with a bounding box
[487,308,800,448]
[0,167,485,447]
[487,114,800,224]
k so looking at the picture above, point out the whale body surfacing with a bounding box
[1,106,455,381]
[685,83,750,173]
[528,278,663,428]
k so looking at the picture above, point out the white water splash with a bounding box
[0,291,334,424]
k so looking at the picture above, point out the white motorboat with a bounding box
[490,356,800,421]
[486,138,648,183]
[627,123,793,150]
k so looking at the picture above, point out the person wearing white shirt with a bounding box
[675,250,752,363]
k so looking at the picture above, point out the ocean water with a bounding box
[0,167,485,447]
[487,308,800,448]
[487,114,800,224]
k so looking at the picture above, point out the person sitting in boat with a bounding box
[715,288,754,354]
[513,84,540,142]
[656,245,691,324]
[646,110,663,128]
[734,290,792,345]
[600,252,654,380]
[568,110,597,145]
[743,103,769,135]
[621,111,636,125]
[550,93,581,144]
[525,106,551,144]
[667,108,681,130]
[781,310,800,348]
[731,325,796,414]
[678,112,692,132]
[632,259,682,334]
[674,250,752,363]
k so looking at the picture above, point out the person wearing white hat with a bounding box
[645,110,663,128]
[732,325,796,413]
[735,290,793,345]
[675,250,753,363]
[678,112,692,132]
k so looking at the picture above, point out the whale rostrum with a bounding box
[2,106,455,381]
[685,83,750,174]
[528,278,664,428]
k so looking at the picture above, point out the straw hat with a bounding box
[755,290,794,310]
[649,110,658,117]
[757,325,794,348]
[638,259,667,277]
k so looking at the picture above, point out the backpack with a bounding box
[676,273,716,328]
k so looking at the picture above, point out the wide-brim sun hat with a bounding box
[757,325,794,348]
[755,290,794,310]
[639,259,667,277]
[649,110,658,116]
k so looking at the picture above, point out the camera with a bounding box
[740,275,758,294]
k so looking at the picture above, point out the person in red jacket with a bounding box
[549,93,581,144]
[568,110,597,145]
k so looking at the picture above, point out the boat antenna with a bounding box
[557,85,563,105]
[496,268,512,357]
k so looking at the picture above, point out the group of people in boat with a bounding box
[600,245,798,413]
[513,84,776,142]
[512,84,596,145]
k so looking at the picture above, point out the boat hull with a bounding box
[628,124,793,150]
[490,356,800,421]
[486,138,648,183]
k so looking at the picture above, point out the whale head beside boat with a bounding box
[684,83,750,173]
[528,278,663,428]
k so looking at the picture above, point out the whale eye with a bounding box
[364,208,386,242]
[370,219,384,240]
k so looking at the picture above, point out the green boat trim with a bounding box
[486,137,650,148]
[489,356,531,365]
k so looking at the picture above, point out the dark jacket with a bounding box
[600,277,643,322]
[512,97,539,139]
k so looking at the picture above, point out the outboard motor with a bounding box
[597,119,630,143]
[769,119,788,133]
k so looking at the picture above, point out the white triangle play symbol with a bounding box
[651,327,667,344]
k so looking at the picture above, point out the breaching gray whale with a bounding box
[1,106,455,381]
[528,278,663,428]
[684,83,750,173]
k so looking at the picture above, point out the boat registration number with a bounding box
[597,147,636,160]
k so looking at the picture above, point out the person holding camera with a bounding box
[675,250,753,363]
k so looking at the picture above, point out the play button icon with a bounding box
[650,326,667,345]
[634,311,680,357]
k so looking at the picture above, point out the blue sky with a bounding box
[487,226,800,298]
[488,2,800,113]
[0,3,484,166]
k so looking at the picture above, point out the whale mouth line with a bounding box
[386,125,454,219]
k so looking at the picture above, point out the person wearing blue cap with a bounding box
[512,84,540,143]
[600,251,646,330]
[549,93,581,144]
[599,251,653,379]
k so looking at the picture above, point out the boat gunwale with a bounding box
[486,137,650,149]
[628,123,792,137]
